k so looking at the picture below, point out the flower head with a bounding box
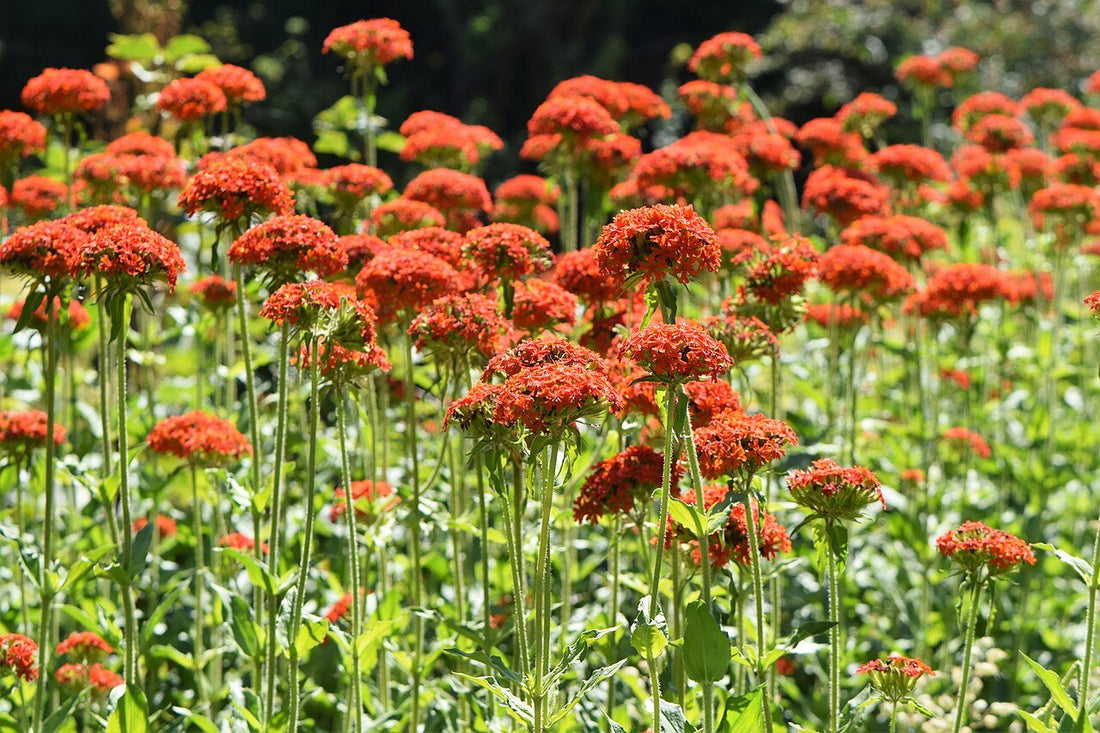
[178,157,293,223]
[195,64,266,104]
[189,275,238,310]
[7,297,90,333]
[0,634,38,681]
[694,411,798,480]
[668,490,792,569]
[322,18,414,71]
[0,220,88,281]
[906,263,1007,321]
[942,426,992,459]
[228,215,344,282]
[491,362,624,435]
[403,168,492,232]
[573,445,677,524]
[10,175,67,219]
[483,336,605,380]
[936,521,1036,576]
[355,247,461,323]
[594,204,721,288]
[552,248,622,304]
[220,532,268,554]
[816,244,915,302]
[512,278,579,331]
[410,292,515,360]
[858,656,935,702]
[462,223,552,283]
[56,632,113,663]
[156,77,227,121]
[683,380,742,428]
[21,68,110,115]
[618,321,732,384]
[147,411,252,466]
[76,222,185,292]
[0,111,47,162]
[370,198,445,237]
[786,458,884,522]
[330,479,399,523]
[688,32,763,83]
[0,410,66,457]
[840,215,948,262]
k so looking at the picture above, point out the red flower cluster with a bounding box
[409,293,516,360]
[195,64,267,104]
[896,48,978,88]
[55,663,123,695]
[189,275,238,309]
[618,322,732,383]
[178,157,293,222]
[330,480,399,523]
[953,91,1019,132]
[370,198,445,237]
[552,248,622,304]
[56,632,113,662]
[386,227,465,269]
[324,164,394,200]
[21,68,110,115]
[907,263,1007,320]
[0,633,39,681]
[403,168,492,232]
[840,215,948,262]
[694,411,799,479]
[683,378,742,428]
[942,426,992,459]
[0,410,67,453]
[322,18,414,69]
[1029,182,1100,232]
[219,532,268,554]
[228,214,345,281]
[1086,290,1100,317]
[786,458,884,521]
[132,515,178,539]
[936,521,1036,575]
[572,445,674,524]
[512,278,579,331]
[527,96,619,142]
[76,222,186,292]
[630,132,755,204]
[355,247,461,323]
[493,175,560,233]
[399,111,503,168]
[858,656,934,702]
[7,296,91,332]
[703,309,780,363]
[743,234,820,305]
[837,92,897,136]
[62,204,143,234]
[483,336,605,380]
[489,363,624,434]
[816,243,915,302]
[147,410,253,465]
[797,118,866,168]
[870,145,952,185]
[805,302,868,331]
[10,175,67,218]
[0,111,47,161]
[688,32,763,83]
[548,75,670,127]
[802,166,890,226]
[207,137,318,180]
[156,77,227,121]
[594,204,721,287]
[462,223,553,282]
[0,219,89,280]
[668,490,792,569]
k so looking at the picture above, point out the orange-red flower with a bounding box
[483,336,605,380]
[55,632,113,663]
[573,445,676,524]
[228,214,344,281]
[817,243,915,302]
[694,411,798,479]
[840,215,948,262]
[0,219,88,281]
[618,321,732,383]
[355,247,461,323]
[0,111,47,162]
[936,521,1035,575]
[156,77,227,121]
[594,203,721,287]
[0,633,38,682]
[512,278,578,331]
[668,489,792,569]
[195,64,266,104]
[462,222,552,283]
[322,18,414,69]
[403,168,492,232]
[858,656,935,702]
[21,68,110,115]
[147,410,252,465]
[189,275,238,309]
[10,175,67,219]
[552,248,622,304]
[942,426,992,459]
[410,292,516,360]
[369,198,445,237]
[906,263,1007,320]
[178,157,293,222]
[76,222,185,292]
[786,458,884,521]
[688,32,763,83]
[6,296,90,332]
[330,480,398,523]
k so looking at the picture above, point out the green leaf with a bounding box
[631,601,668,660]
[162,34,211,62]
[169,708,218,733]
[602,714,628,733]
[667,499,709,540]
[294,618,329,656]
[42,692,85,733]
[313,130,352,159]
[724,686,765,733]
[682,600,731,683]
[375,131,407,154]
[1015,709,1057,733]
[454,673,533,724]
[1021,653,1077,716]
[549,660,627,725]
[1034,543,1095,586]
[785,620,837,649]
[175,54,221,74]
[128,522,154,581]
[230,593,261,658]
[659,700,693,733]
[148,644,194,670]
[216,547,276,595]
[106,33,161,62]
[106,687,148,733]
[13,289,45,335]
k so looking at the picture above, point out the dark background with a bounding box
[2,0,1098,179]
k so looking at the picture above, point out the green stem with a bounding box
[32,290,59,732]
[889,702,899,733]
[827,522,841,733]
[952,579,983,733]
[337,393,364,733]
[287,336,321,731]
[96,284,113,475]
[684,399,716,733]
[116,297,139,689]
[1081,508,1100,724]
[532,444,560,732]
[606,514,621,726]
[262,320,291,726]
[191,466,207,703]
[403,332,423,728]
[647,386,678,733]
[743,496,773,732]
[499,460,529,677]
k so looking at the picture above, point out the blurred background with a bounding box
[2,0,1099,181]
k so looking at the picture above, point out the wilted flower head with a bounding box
[936,521,1036,577]
[147,410,252,466]
[786,458,884,522]
[21,68,110,115]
